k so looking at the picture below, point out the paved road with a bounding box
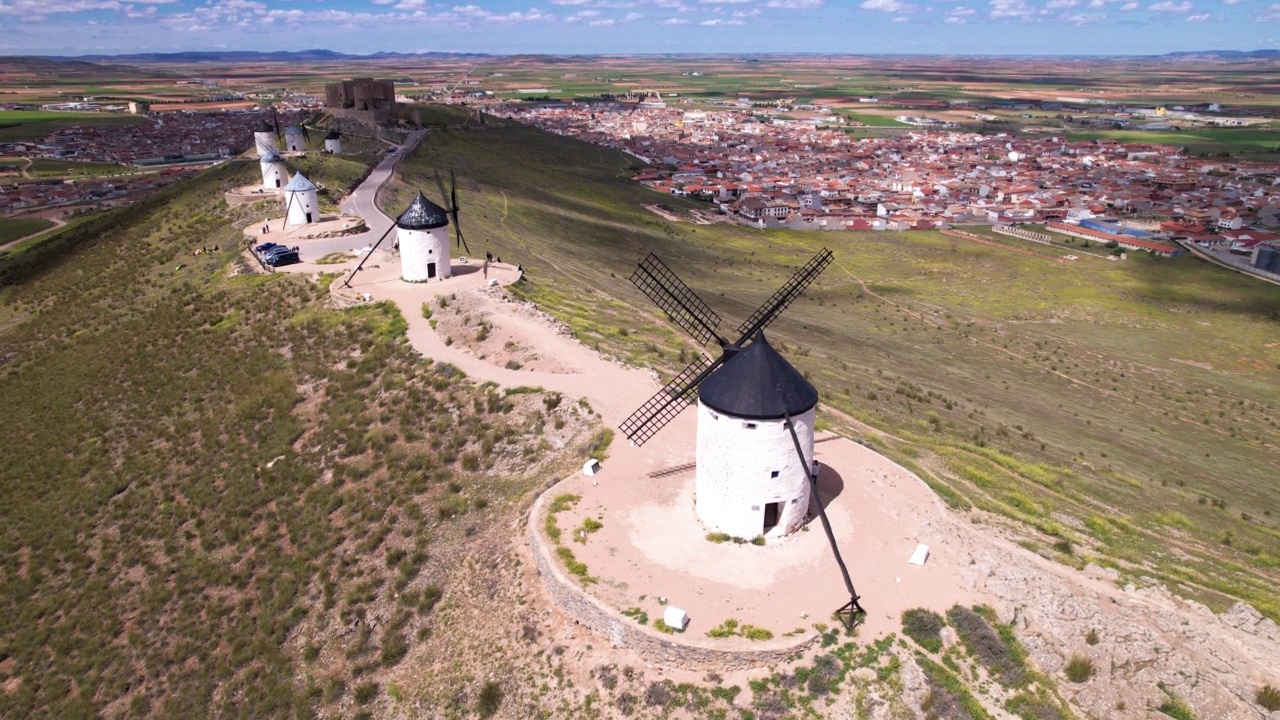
[298,128,428,258]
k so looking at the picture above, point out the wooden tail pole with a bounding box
[342,225,396,289]
[783,412,865,631]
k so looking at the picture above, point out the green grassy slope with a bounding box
[0,161,593,717]
[391,123,1280,619]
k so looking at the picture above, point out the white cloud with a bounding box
[765,0,824,7]
[1261,3,1280,21]
[732,7,762,15]
[949,5,977,13]
[892,15,910,20]
[1147,0,1192,11]
[1063,11,1105,22]
[1046,0,1077,7]
[699,17,745,23]
[1120,2,1139,9]
[1185,11,1209,19]
[660,15,691,22]
[699,0,751,4]
[945,14,966,22]
[860,0,915,11]
[989,0,1034,17]
[589,18,615,24]
[550,0,590,4]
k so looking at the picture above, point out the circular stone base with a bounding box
[529,429,976,668]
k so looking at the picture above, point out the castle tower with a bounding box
[324,129,341,154]
[694,333,817,540]
[396,192,451,282]
[254,120,276,158]
[283,173,319,226]
[259,149,287,190]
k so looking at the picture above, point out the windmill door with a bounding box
[763,502,781,534]
[427,263,437,279]
[305,212,312,223]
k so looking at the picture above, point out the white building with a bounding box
[284,125,305,152]
[324,129,342,154]
[396,192,452,282]
[254,120,277,158]
[283,173,319,226]
[694,333,817,540]
[259,149,287,190]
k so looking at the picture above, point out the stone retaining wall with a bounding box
[528,486,819,672]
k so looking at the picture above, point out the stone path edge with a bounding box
[527,479,820,672]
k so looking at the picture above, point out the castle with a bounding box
[324,77,396,122]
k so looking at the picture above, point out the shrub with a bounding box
[1258,685,1280,712]
[353,681,378,704]
[1064,654,1094,683]
[947,604,1024,687]
[902,608,946,653]
[706,532,731,543]
[477,681,503,718]
[1086,628,1099,645]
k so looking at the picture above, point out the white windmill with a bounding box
[324,129,342,154]
[395,192,451,282]
[621,249,866,629]
[284,125,306,152]
[259,149,287,190]
[253,119,277,158]
[282,173,319,226]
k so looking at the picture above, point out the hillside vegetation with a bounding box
[390,122,1280,620]
[0,161,596,717]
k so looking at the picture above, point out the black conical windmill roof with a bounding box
[325,128,340,140]
[698,332,818,420]
[396,192,449,230]
[256,120,274,133]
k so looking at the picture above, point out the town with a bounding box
[0,108,308,215]
[502,100,1280,277]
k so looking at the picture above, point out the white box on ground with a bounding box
[663,606,688,631]
[908,543,930,566]
[583,459,601,476]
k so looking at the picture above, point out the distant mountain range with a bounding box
[6,48,1278,64]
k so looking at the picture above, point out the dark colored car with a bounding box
[254,241,281,253]
[265,251,300,267]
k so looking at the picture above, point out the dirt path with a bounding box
[0,214,67,251]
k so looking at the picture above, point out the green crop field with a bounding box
[1069,127,1280,154]
[0,111,149,142]
[841,111,909,126]
[0,217,55,245]
[390,123,1280,622]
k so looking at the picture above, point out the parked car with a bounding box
[265,251,300,267]
[254,241,281,253]
[262,245,296,259]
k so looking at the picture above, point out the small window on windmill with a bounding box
[744,422,758,430]
[770,470,779,478]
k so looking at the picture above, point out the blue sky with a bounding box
[0,0,1273,56]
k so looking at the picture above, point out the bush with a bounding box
[353,681,378,705]
[902,608,946,653]
[1064,654,1094,683]
[706,532,731,543]
[1086,628,1099,645]
[477,681,503,718]
[1258,684,1280,712]
[947,604,1024,687]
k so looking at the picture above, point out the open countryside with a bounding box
[1,45,1279,720]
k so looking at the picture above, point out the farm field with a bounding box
[0,216,54,244]
[390,122,1280,623]
[0,110,149,142]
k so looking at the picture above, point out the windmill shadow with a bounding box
[450,263,484,277]
[810,463,846,514]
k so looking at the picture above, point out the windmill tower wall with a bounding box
[695,402,814,539]
[254,131,276,158]
[285,128,305,152]
[325,136,342,153]
[284,186,318,226]
[260,157,286,190]
[399,226,451,282]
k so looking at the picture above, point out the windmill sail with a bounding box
[630,253,723,347]
[735,248,833,342]
[619,354,716,446]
